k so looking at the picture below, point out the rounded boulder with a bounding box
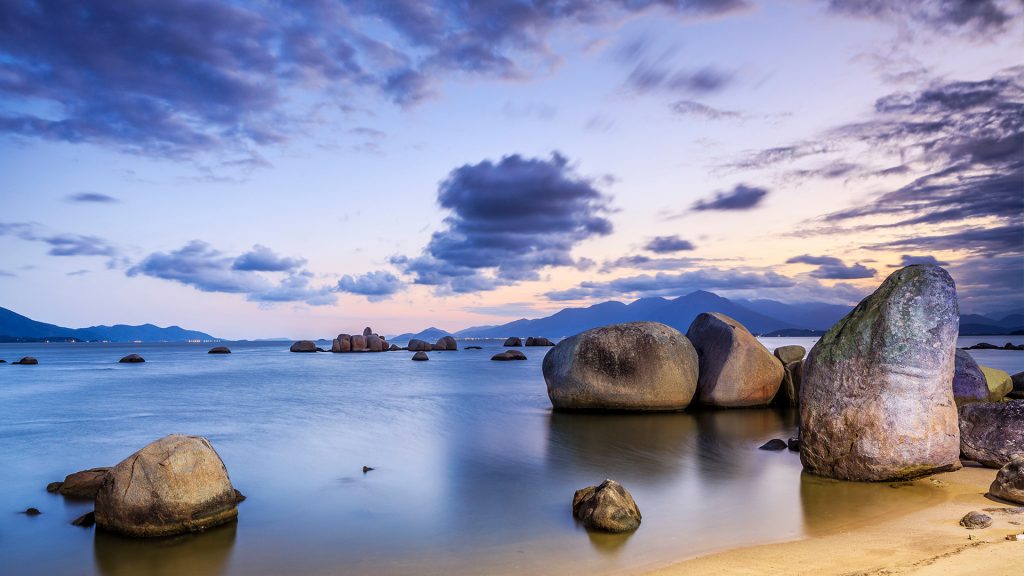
[686,313,783,407]
[952,350,988,406]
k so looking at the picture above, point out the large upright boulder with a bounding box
[686,313,783,407]
[543,322,698,411]
[979,366,1013,402]
[436,335,457,351]
[350,334,367,350]
[94,434,243,537]
[331,334,351,353]
[952,349,988,406]
[800,265,961,481]
[289,341,316,353]
[959,400,1024,468]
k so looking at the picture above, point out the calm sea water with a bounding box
[1,336,1021,576]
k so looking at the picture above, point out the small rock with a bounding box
[412,351,429,361]
[572,479,641,533]
[290,340,317,353]
[465,346,482,350]
[759,439,787,451]
[960,511,992,529]
[72,511,95,527]
[388,344,400,351]
[13,357,38,365]
[362,466,375,473]
[1007,533,1024,541]
[208,346,231,354]
[46,482,63,493]
[788,437,800,451]
[50,467,111,499]
[492,350,527,361]
[774,345,806,365]
[503,337,523,347]
[525,336,555,346]
[23,507,41,516]
[118,354,145,363]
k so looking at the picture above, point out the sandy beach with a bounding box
[648,465,1023,576]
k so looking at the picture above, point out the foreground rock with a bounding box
[800,265,961,481]
[990,455,1024,505]
[526,337,554,346]
[208,347,231,354]
[572,479,641,533]
[492,350,527,361]
[959,400,1024,468]
[959,511,993,529]
[47,467,111,499]
[980,366,1013,401]
[118,354,145,364]
[774,345,806,365]
[289,341,317,353]
[94,434,244,537]
[14,357,38,365]
[686,313,783,407]
[503,337,522,347]
[411,351,429,361]
[543,322,698,411]
[952,350,989,406]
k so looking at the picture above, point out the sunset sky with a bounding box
[1,0,1021,339]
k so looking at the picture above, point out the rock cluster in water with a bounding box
[331,328,391,352]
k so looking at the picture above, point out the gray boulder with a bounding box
[800,265,961,481]
[989,455,1024,504]
[543,322,698,411]
[959,400,1024,468]
[1011,371,1024,400]
[289,341,317,353]
[959,511,992,529]
[95,434,244,537]
[774,345,806,365]
[492,350,527,361]
[686,313,783,407]
[363,327,373,336]
[572,479,641,533]
[952,350,988,406]
[503,337,522,347]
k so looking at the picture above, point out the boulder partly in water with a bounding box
[411,351,429,361]
[959,400,1024,468]
[208,347,231,354]
[543,322,698,411]
[492,350,527,361]
[503,337,522,347]
[800,265,961,481]
[289,341,317,353]
[436,335,458,351]
[47,467,111,499]
[407,339,431,352]
[572,479,641,533]
[686,313,783,408]
[14,357,38,365]
[526,337,555,347]
[118,354,145,364]
[94,434,244,537]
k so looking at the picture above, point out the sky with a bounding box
[0,0,1021,340]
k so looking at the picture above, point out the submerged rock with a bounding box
[759,439,787,451]
[800,265,961,482]
[411,351,429,361]
[23,507,41,516]
[960,511,993,529]
[788,437,800,452]
[72,511,96,527]
[543,322,698,411]
[526,337,555,346]
[959,400,1024,468]
[14,357,38,365]
[774,345,806,365]
[979,366,1013,402]
[686,313,783,408]
[464,346,482,350]
[436,335,458,351]
[48,467,111,499]
[990,455,1024,505]
[289,341,317,353]
[503,337,522,347]
[572,479,641,533]
[118,354,145,364]
[94,434,244,537]
[492,350,527,361]
[208,347,231,354]
[952,350,989,406]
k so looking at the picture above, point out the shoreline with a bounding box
[644,465,1022,576]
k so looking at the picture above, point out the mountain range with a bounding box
[392,290,1024,341]
[0,307,218,342]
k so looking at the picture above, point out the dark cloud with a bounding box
[395,152,612,293]
[787,254,877,279]
[232,245,306,272]
[0,269,15,278]
[691,184,768,211]
[127,241,335,306]
[0,0,749,158]
[725,143,834,171]
[645,235,696,253]
[867,225,1023,257]
[0,221,119,260]
[66,192,118,203]
[337,270,405,301]
[599,254,705,272]
[626,63,735,95]
[890,254,949,267]
[670,99,742,120]
[823,0,1019,34]
[545,268,796,300]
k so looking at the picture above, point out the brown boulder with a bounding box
[774,345,806,365]
[774,360,803,407]
[331,334,351,353]
[959,400,1024,468]
[363,327,373,336]
[526,336,555,346]
[436,335,458,351]
[412,351,429,361]
[800,265,961,481]
[94,434,243,537]
[14,357,38,365]
[989,455,1024,505]
[503,337,523,347]
[289,341,317,353]
[366,334,385,352]
[407,339,431,352]
[48,467,111,499]
[572,479,641,533]
[686,313,783,407]
[492,350,527,361]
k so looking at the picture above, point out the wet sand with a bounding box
[647,465,1023,576]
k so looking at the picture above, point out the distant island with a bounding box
[0,307,218,342]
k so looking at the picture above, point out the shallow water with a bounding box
[0,336,1020,576]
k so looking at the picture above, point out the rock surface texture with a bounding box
[952,350,989,406]
[989,455,1024,505]
[686,313,783,407]
[47,467,111,499]
[959,400,1024,468]
[800,265,961,482]
[543,322,698,411]
[979,366,1013,402]
[572,479,641,533]
[94,434,243,537]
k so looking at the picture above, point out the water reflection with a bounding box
[692,408,796,480]
[585,528,635,556]
[799,473,946,536]
[94,522,237,576]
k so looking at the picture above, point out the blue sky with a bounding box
[0,0,1021,339]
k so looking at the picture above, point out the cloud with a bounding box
[395,152,613,294]
[823,0,1020,35]
[691,184,769,211]
[545,268,797,300]
[645,235,696,253]
[599,254,707,272]
[127,240,335,306]
[890,254,948,267]
[232,245,306,272]
[786,254,877,279]
[66,192,119,203]
[0,269,15,278]
[867,225,1023,257]
[670,99,742,120]
[0,222,119,262]
[337,270,405,301]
